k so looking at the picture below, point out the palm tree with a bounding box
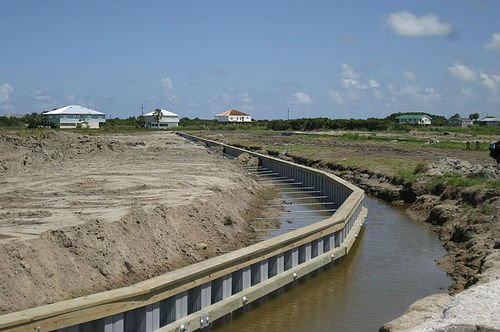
[153,109,163,128]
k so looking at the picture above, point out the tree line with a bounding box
[0,111,486,131]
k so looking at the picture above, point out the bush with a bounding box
[223,216,233,225]
[413,162,428,174]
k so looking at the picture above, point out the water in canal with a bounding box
[212,196,451,332]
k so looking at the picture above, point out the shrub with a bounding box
[223,216,233,225]
[413,162,428,174]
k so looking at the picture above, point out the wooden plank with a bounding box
[156,246,348,332]
[0,203,362,331]
[0,133,366,332]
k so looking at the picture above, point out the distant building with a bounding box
[477,116,500,126]
[43,105,106,129]
[215,109,252,123]
[396,114,432,126]
[144,109,179,129]
[448,117,473,127]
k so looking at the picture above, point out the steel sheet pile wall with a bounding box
[0,133,366,332]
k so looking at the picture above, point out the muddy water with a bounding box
[213,197,451,332]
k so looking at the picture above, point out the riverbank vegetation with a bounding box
[190,129,499,293]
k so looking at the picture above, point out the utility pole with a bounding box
[140,104,144,115]
[287,107,290,120]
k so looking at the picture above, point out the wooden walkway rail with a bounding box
[0,133,367,332]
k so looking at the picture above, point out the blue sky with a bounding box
[1,1,499,120]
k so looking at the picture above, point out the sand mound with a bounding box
[0,131,278,313]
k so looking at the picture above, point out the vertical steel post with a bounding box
[201,282,212,308]
[104,313,124,332]
[242,266,251,289]
[175,291,188,320]
[260,260,268,282]
[276,253,284,274]
[292,247,299,267]
[317,238,324,255]
[145,303,160,332]
[305,243,312,261]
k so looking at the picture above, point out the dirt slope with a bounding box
[0,131,277,314]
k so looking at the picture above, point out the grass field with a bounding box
[188,130,499,191]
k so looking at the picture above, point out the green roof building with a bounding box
[395,114,432,126]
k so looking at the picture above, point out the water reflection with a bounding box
[213,197,450,332]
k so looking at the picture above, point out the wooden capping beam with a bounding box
[0,133,365,332]
[157,207,367,332]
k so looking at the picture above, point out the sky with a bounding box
[0,1,499,120]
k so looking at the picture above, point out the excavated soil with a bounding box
[194,130,500,330]
[0,131,279,314]
[197,131,500,293]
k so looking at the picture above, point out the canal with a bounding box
[212,196,451,331]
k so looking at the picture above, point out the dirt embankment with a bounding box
[0,131,278,314]
[284,153,500,293]
[206,132,500,331]
[200,131,500,293]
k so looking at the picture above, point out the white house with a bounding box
[43,105,106,129]
[477,116,500,126]
[215,109,252,123]
[448,117,473,127]
[396,114,432,126]
[144,109,179,129]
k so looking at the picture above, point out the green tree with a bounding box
[0,116,24,128]
[152,109,163,128]
[469,113,480,121]
[23,112,44,128]
[136,115,146,128]
[449,113,461,120]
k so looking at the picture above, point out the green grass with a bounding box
[481,203,494,215]
[417,125,500,136]
[335,133,490,151]
[396,163,429,182]
[430,173,500,190]
[192,129,494,152]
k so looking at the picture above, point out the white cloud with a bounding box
[403,69,417,81]
[448,62,477,81]
[386,11,453,37]
[340,64,380,90]
[461,88,477,99]
[485,32,500,51]
[238,91,252,104]
[478,71,500,90]
[208,91,253,112]
[29,87,59,111]
[0,83,13,103]
[341,63,359,79]
[399,84,420,95]
[329,90,345,105]
[32,89,51,102]
[342,78,360,88]
[421,87,441,103]
[332,64,382,106]
[166,94,178,103]
[391,84,442,103]
[447,62,500,103]
[159,76,178,104]
[292,92,312,104]
[368,79,380,89]
[161,76,173,90]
